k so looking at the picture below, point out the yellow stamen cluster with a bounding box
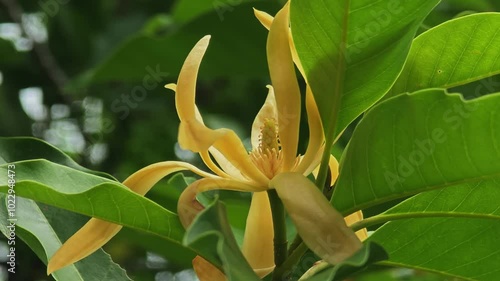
[251,118,283,179]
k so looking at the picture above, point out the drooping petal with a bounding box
[295,86,324,174]
[47,219,122,275]
[177,177,265,228]
[271,172,362,265]
[242,192,275,278]
[267,3,301,171]
[193,256,227,281]
[251,85,278,151]
[47,161,217,274]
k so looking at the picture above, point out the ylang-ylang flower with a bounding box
[47,3,365,280]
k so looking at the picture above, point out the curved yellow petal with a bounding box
[242,192,275,278]
[208,148,248,181]
[251,85,278,151]
[267,3,301,171]
[255,8,305,78]
[175,36,210,122]
[345,211,368,241]
[177,177,265,228]
[193,256,227,281]
[172,36,268,185]
[295,86,324,174]
[47,161,216,275]
[254,8,273,30]
[271,172,362,265]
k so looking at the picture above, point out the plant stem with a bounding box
[267,190,288,280]
[316,136,333,194]
[350,212,498,233]
[274,242,309,279]
[288,235,303,256]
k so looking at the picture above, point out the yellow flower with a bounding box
[47,3,363,279]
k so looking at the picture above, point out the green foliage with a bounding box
[290,0,439,141]
[388,13,500,97]
[1,0,500,280]
[301,243,388,281]
[184,198,260,281]
[0,196,131,281]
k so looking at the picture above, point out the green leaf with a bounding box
[290,0,440,142]
[333,89,500,214]
[388,13,500,98]
[0,195,131,280]
[300,242,388,281]
[0,137,115,180]
[0,160,185,242]
[183,197,260,281]
[90,2,279,83]
[383,179,500,221]
[369,218,500,281]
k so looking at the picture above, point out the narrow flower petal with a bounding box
[345,211,368,241]
[47,161,217,274]
[267,3,301,171]
[295,86,324,174]
[255,8,305,78]
[271,172,362,265]
[193,256,227,281]
[47,219,122,275]
[171,36,268,185]
[208,148,247,181]
[251,85,278,150]
[178,177,266,228]
[253,8,273,30]
[242,192,275,278]
[175,36,210,122]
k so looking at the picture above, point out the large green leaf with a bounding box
[381,179,500,221]
[0,137,115,180]
[388,13,500,98]
[333,89,500,214]
[183,198,260,281]
[0,160,185,242]
[290,0,440,142]
[370,218,500,281]
[0,195,131,280]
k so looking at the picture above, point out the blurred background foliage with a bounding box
[0,0,499,280]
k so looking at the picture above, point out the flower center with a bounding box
[250,118,283,179]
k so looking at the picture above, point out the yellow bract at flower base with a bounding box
[47,3,364,280]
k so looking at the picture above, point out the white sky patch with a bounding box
[22,13,48,43]
[88,143,108,165]
[83,97,103,133]
[44,119,86,154]
[0,22,32,51]
[19,87,48,121]
[50,104,70,119]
